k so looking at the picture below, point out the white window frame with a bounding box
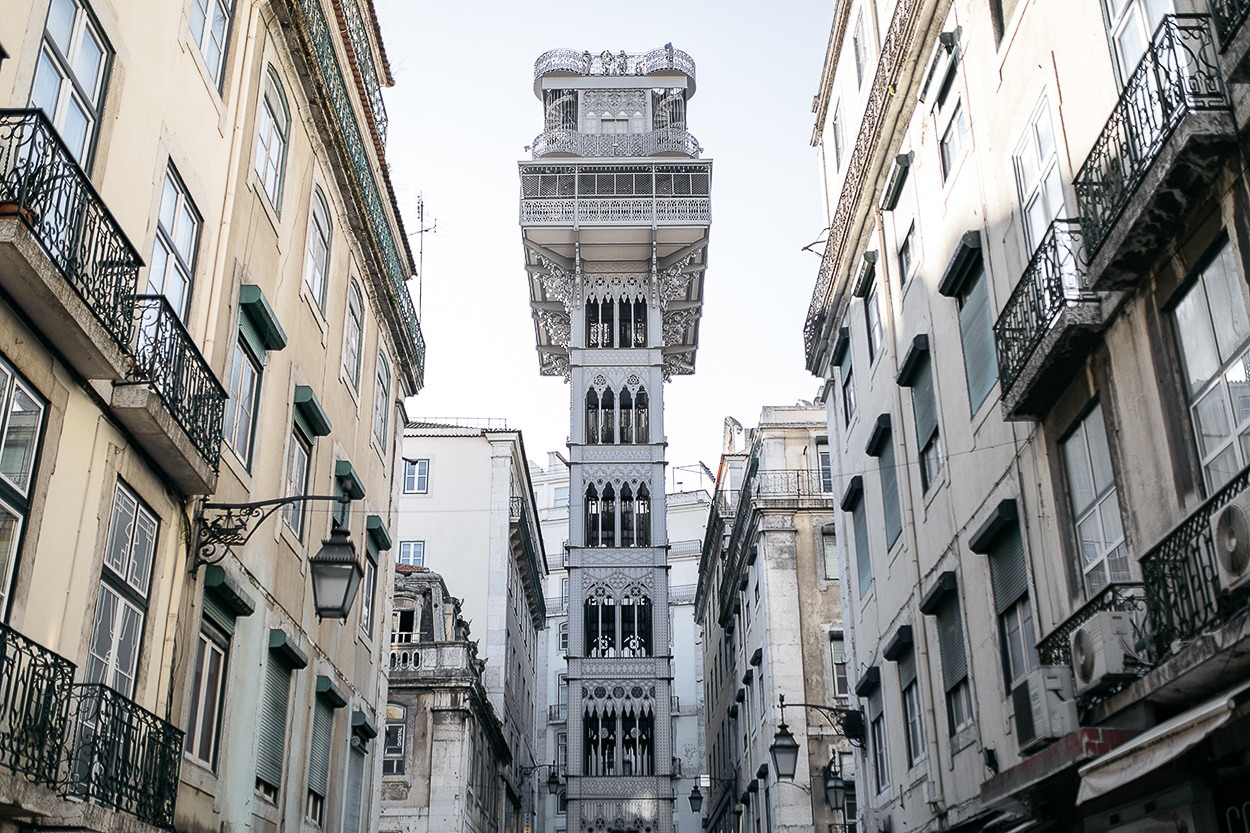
[254,66,289,210]
[938,100,968,182]
[403,459,429,494]
[224,335,261,467]
[1061,403,1129,596]
[343,280,364,389]
[398,540,424,567]
[1013,99,1064,258]
[0,359,45,621]
[148,165,201,320]
[304,187,332,308]
[29,0,111,166]
[184,623,228,769]
[372,349,391,450]
[282,425,312,540]
[189,0,232,87]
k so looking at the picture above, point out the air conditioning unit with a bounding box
[1070,610,1135,696]
[1211,491,1250,592]
[1011,666,1078,753]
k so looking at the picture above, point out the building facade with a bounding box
[696,408,849,833]
[393,422,547,833]
[380,566,511,833]
[518,45,712,833]
[807,0,1250,830]
[0,0,423,831]
[530,450,712,833]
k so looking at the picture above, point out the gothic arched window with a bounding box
[585,484,600,546]
[621,588,652,657]
[586,389,600,445]
[585,591,617,657]
[601,484,617,547]
[634,388,650,444]
[619,388,634,444]
[600,388,615,444]
[620,484,635,547]
[636,484,651,547]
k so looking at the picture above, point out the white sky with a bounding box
[377,1,834,479]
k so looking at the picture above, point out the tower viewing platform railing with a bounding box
[530,128,701,159]
[533,46,696,85]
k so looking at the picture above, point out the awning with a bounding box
[1077,679,1250,803]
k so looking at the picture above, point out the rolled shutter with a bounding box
[959,270,997,410]
[879,440,902,548]
[853,503,872,597]
[897,649,917,689]
[257,658,292,788]
[308,698,333,798]
[936,600,968,691]
[912,359,939,446]
[343,746,366,833]
[988,526,1028,614]
[867,688,883,721]
[201,592,234,636]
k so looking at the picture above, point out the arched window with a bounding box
[635,484,651,547]
[304,187,332,308]
[600,388,615,444]
[619,388,633,444]
[621,588,652,656]
[619,484,635,547]
[585,590,617,657]
[634,388,650,444]
[254,66,290,209]
[585,389,600,445]
[631,298,647,347]
[585,484,600,546]
[582,706,653,776]
[601,485,616,547]
[584,710,618,776]
[343,281,364,388]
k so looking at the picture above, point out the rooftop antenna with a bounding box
[410,194,437,320]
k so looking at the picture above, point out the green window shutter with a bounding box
[343,745,366,833]
[853,502,871,597]
[912,359,939,447]
[959,269,997,412]
[936,600,968,691]
[308,698,333,798]
[257,657,292,789]
[201,592,235,636]
[988,525,1028,614]
[879,439,902,549]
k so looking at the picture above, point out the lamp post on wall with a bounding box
[770,694,864,819]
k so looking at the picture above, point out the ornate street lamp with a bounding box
[519,761,562,795]
[769,720,800,779]
[688,783,704,813]
[309,526,363,620]
[771,694,864,810]
[823,757,850,812]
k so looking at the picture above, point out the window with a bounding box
[822,525,838,580]
[559,621,569,652]
[189,0,232,86]
[1062,403,1130,596]
[987,525,1037,687]
[29,0,111,165]
[148,166,201,320]
[282,425,312,540]
[865,285,884,363]
[584,586,652,658]
[184,621,228,768]
[307,698,334,826]
[1014,101,1064,256]
[907,354,944,491]
[403,459,429,494]
[897,222,916,284]
[939,101,968,182]
[554,486,569,508]
[1106,0,1173,81]
[256,655,292,801]
[872,428,903,549]
[830,632,849,697]
[899,650,926,767]
[360,557,376,634]
[831,104,844,170]
[254,66,289,208]
[85,481,157,696]
[846,483,872,597]
[840,352,857,424]
[398,541,424,567]
[0,358,46,619]
[1173,240,1250,491]
[224,336,261,466]
[585,296,646,349]
[561,577,570,610]
[932,596,973,734]
[867,688,889,792]
[957,264,997,412]
[343,281,364,388]
[383,704,406,775]
[303,188,332,308]
[990,0,1023,43]
[817,441,833,492]
[852,14,867,87]
[373,350,391,450]
[342,744,368,833]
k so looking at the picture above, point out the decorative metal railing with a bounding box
[520,197,711,226]
[1072,15,1229,257]
[128,295,227,467]
[0,109,141,350]
[1210,0,1250,51]
[548,703,568,722]
[287,0,425,380]
[531,128,701,159]
[509,497,547,621]
[804,0,929,366]
[0,622,74,787]
[1141,464,1250,654]
[534,46,696,81]
[64,683,182,830]
[993,219,1093,396]
[1037,583,1147,667]
[336,0,388,144]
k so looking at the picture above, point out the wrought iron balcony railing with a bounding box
[534,46,696,82]
[548,703,568,722]
[337,0,388,144]
[286,0,424,384]
[508,496,547,621]
[1210,0,1250,51]
[0,109,141,350]
[1072,15,1229,257]
[530,128,701,159]
[1142,464,1250,654]
[1037,582,1147,668]
[0,621,74,788]
[128,295,227,467]
[64,683,182,829]
[994,219,1095,396]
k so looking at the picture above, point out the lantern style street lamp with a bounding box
[309,526,364,620]
[771,694,865,811]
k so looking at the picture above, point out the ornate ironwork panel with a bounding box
[335,0,388,144]
[128,295,227,467]
[993,219,1093,395]
[534,46,696,81]
[0,622,74,787]
[1141,465,1250,655]
[531,128,701,159]
[1072,15,1229,257]
[64,683,183,829]
[1036,582,1147,667]
[0,109,141,350]
[1209,0,1250,52]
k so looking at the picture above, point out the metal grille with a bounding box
[0,621,74,787]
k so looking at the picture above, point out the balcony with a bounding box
[995,220,1106,419]
[548,703,568,722]
[1037,583,1147,671]
[64,683,182,830]
[0,109,141,381]
[533,46,697,89]
[518,162,712,229]
[530,128,702,159]
[1210,0,1250,81]
[111,295,226,495]
[0,621,74,789]
[509,496,547,622]
[1073,15,1234,289]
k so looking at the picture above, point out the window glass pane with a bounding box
[0,503,21,617]
[1062,422,1096,515]
[1175,286,1221,395]
[47,0,75,52]
[104,487,137,577]
[1,383,43,493]
[73,26,104,101]
[128,504,157,595]
[1206,245,1250,363]
[61,98,89,161]
[1194,386,1232,458]
[31,51,61,114]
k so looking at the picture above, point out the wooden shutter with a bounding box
[959,269,997,411]
[936,600,968,691]
[308,698,333,798]
[343,745,366,833]
[256,657,291,789]
[988,526,1028,614]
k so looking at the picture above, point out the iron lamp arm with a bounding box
[193,494,352,574]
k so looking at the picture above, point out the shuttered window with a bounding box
[878,436,903,549]
[852,500,871,597]
[256,657,292,798]
[343,745,366,833]
[910,355,944,490]
[987,525,1038,686]
[988,525,1028,614]
[308,698,333,798]
[935,601,968,689]
[958,263,997,412]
